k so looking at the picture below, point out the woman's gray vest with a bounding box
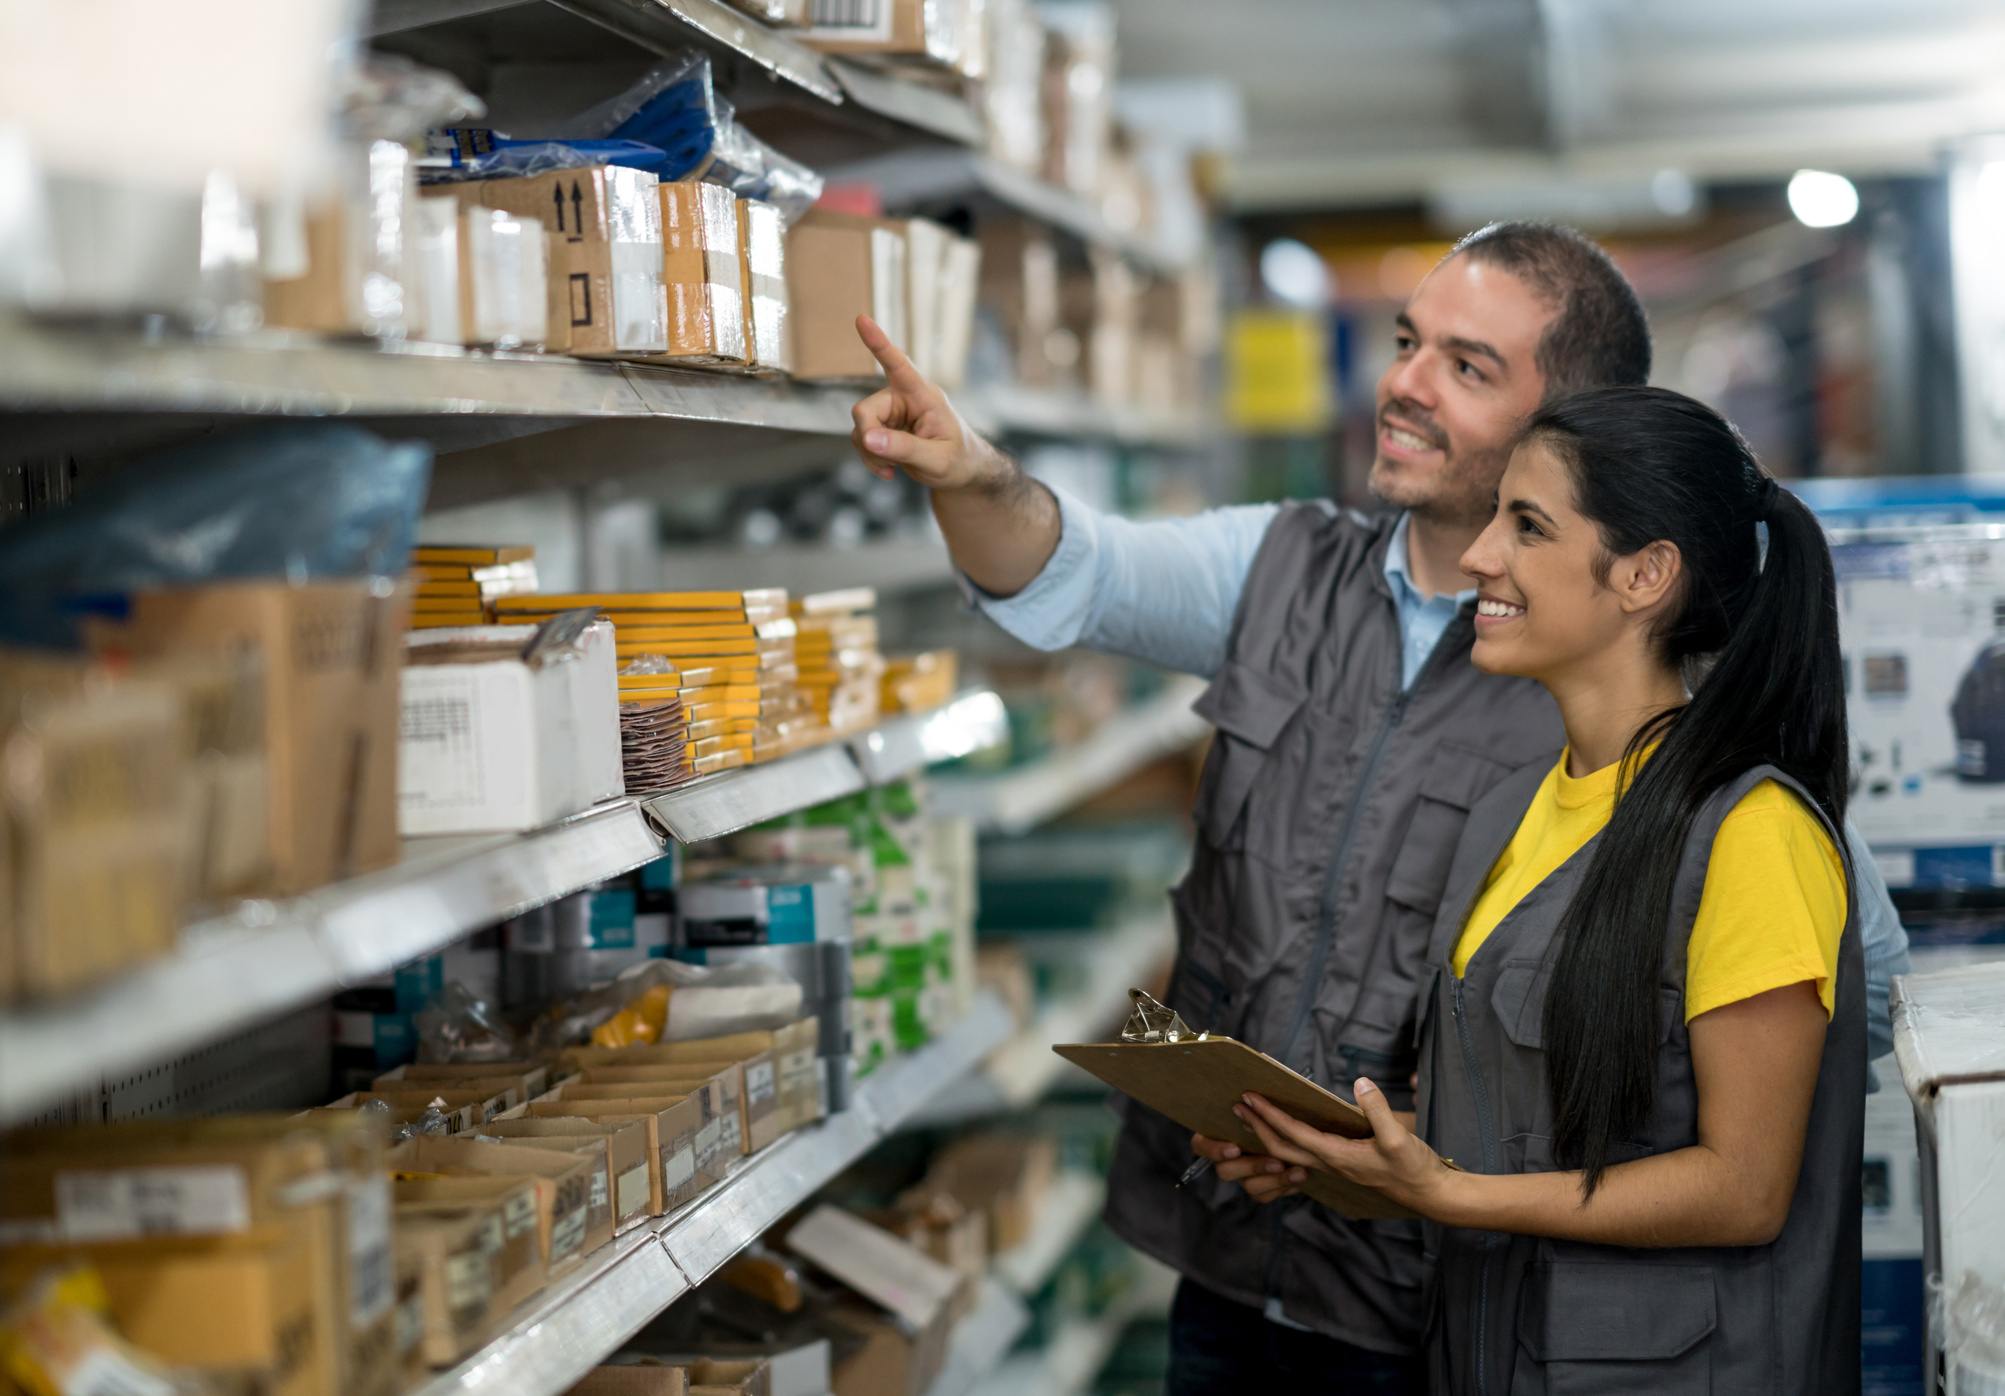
[1418,761,1865,1395]
[1099,502,1565,1352]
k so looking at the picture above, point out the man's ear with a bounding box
[1613,539,1682,615]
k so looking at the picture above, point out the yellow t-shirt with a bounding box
[1450,750,1845,1021]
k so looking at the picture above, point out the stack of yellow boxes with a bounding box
[881,650,960,715]
[793,588,884,737]
[490,591,811,779]
[408,545,540,629]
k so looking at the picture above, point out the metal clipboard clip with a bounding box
[1121,988,1206,1044]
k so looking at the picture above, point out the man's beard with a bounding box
[1368,401,1505,529]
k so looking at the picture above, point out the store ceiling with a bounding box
[1108,0,2005,213]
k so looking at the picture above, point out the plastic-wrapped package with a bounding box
[414,981,519,1064]
[419,130,668,184]
[262,138,416,337]
[459,206,549,350]
[393,1100,457,1140]
[527,957,803,1055]
[549,54,823,223]
[0,424,430,649]
[338,53,486,143]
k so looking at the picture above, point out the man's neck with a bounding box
[1402,512,1484,600]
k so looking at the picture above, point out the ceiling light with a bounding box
[1788,170,1859,228]
[1259,239,1330,309]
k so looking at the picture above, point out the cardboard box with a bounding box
[796,0,973,71]
[904,1133,1054,1252]
[398,1136,602,1268]
[398,618,623,835]
[0,669,191,1001]
[396,1211,493,1366]
[574,1052,778,1153]
[351,1084,516,1123]
[564,1022,819,1150]
[309,1098,479,1135]
[646,181,745,367]
[681,1359,772,1395]
[377,1061,551,1100]
[976,219,1060,387]
[0,1229,320,1396]
[447,167,667,357]
[900,219,979,391]
[526,1092,708,1213]
[783,211,907,382]
[473,1119,653,1233]
[738,199,790,374]
[873,1197,985,1325]
[784,1207,957,1396]
[264,139,415,339]
[567,1366,691,1396]
[411,195,463,345]
[395,1179,544,1313]
[570,1062,744,1176]
[0,1115,391,1396]
[90,580,407,896]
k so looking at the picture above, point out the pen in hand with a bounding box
[1176,1155,1213,1189]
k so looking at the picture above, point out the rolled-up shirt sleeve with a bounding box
[958,484,1282,679]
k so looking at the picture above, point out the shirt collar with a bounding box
[1384,513,1479,606]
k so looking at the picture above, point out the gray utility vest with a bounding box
[1100,502,1565,1353]
[1419,761,1864,1396]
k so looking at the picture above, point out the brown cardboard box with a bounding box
[645,181,745,366]
[526,1093,707,1213]
[682,1359,772,1395]
[796,0,972,71]
[566,1366,691,1396]
[570,1062,742,1176]
[473,1118,652,1233]
[378,1061,551,1100]
[0,669,191,1001]
[395,1178,542,1314]
[396,1211,493,1367]
[91,580,408,896]
[0,1118,372,1396]
[398,1136,602,1269]
[904,1134,1055,1252]
[308,1098,479,1135]
[783,211,907,381]
[574,1019,819,1143]
[264,140,416,339]
[0,1229,320,1396]
[353,1085,515,1123]
[784,1207,957,1396]
[976,219,1061,387]
[447,167,667,358]
[738,199,789,374]
[873,1197,986,1325]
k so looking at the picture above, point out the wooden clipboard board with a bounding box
[1054,1036,1425,1221]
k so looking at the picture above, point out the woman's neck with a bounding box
[1545,646,1689,777]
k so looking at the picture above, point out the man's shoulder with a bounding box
[1252,498,1396,566]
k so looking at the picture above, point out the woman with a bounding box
[1229,386,1862,1393]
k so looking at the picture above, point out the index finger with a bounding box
[855,314,931,394]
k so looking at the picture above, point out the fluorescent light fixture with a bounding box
[1259,238,1330,308]
[1788,169,1859,228]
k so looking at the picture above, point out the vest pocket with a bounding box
[1191,660,1306,850]
[1385,744,1514,914]
[1520,1260,1716,1395]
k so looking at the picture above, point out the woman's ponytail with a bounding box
[1529,387,1848,1194]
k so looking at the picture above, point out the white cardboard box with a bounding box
[398,620,623,834]
[1894,961,2005,1378]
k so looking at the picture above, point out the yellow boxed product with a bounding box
[395,1180,543,1314]
[395,1211,493,1367]
[738,197,790,374]
[472,1119,653,1233]
[396,1136,602,1268]
[0,1229,321,1396]
[446,166,667,358]
[87,579,409,897]
[646,180,745,366]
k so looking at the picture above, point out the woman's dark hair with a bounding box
[1529,385,1848,1195]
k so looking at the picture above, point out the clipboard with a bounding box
[1053,1036,1424,1221]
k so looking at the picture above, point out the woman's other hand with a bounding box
[1235,1079,1455,1215]
[1188,1133,1309,1203]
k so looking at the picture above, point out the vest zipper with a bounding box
[1451,973,1502,1396]
[1280,687,1410,1068]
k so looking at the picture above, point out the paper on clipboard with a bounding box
[1053,1035,1425,1221]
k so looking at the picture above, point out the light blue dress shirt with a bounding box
[965,485,1910,1076]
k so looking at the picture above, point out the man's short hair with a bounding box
[1450,222,1651,396]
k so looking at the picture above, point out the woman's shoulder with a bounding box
[1717,777,1843,871]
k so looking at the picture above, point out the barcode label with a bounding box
[551,1207,588,1260]
[57,1166,249,1240]
[348,1176,394,1327]
[809,0,878,24]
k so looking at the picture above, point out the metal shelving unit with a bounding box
[931,677,1211,835]
[412,991,1016,1396]
[0,692,1008,1126]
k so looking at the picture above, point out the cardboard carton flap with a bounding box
[783,1205,958,1332]
[1894,960,2005,1098]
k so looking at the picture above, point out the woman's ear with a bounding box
[1612,539,1682,615]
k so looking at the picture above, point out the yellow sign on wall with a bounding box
[1226,309,1332,434]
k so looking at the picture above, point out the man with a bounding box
[849,221,1907,1393]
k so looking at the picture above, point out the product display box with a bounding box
[784,1205,958,1396]
[394,1135,602,1270]
[564,1060,745,1176]
[784,211,907,381]
[1836,528,2005,886]
[446,166,668,358]
[397,618,624,835]
[521,1090,708,1213]
[394,1179,544,1314]
[562,1020,822,1150]
[396,1210,493,1367]
[648,180,746,367]
[470,1118,653,1234]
